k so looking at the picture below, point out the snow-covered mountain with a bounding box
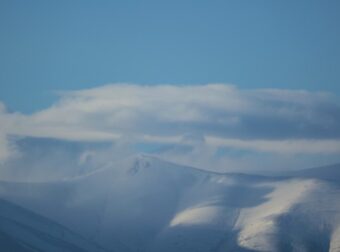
[1,155,340,251]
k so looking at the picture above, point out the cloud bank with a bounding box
[0,83,340,170]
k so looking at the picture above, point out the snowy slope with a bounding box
[1,156,340,251]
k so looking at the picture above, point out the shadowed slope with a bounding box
[0,199,111,252]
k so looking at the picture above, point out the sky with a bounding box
[0,1,340,173]
[1,0,340,112]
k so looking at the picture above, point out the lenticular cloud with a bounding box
[0,83,340,159]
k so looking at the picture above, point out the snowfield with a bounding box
[1,155,340,252]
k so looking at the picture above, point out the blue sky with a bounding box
[1,0,340,113]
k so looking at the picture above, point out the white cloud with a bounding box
[1,83,340,160]
[206,137,340,154]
